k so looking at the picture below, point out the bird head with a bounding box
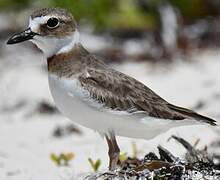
[7,8,80,58]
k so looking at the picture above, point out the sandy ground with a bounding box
[0,33,219,180]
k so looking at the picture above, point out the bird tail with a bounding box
[168,104,217,126]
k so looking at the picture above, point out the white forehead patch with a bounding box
[29,15,53,32]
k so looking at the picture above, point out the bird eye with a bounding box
[47,17,59,28]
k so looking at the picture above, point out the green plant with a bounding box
[119,152,128,162]
[50,152,74,166]
[88,158,101,172]
[0,0,31,9]
[50,0,117,31]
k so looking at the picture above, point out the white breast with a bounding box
[48,74,198,139]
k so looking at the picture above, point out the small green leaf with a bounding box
[50,153,60,165]
[50,152,74,166]
[119,152,128,162]
[66,153,75,161]
[88,158,101,172]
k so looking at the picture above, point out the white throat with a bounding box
[30,31,80,58]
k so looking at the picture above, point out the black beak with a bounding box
[7,28,38,45]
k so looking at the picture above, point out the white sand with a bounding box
[0,34,219,179]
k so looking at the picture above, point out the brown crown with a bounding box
[31,8,78,37]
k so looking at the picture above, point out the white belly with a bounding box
[48,74,197,139]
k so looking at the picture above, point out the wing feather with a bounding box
[77,66,216,125]
[79,67,183,119]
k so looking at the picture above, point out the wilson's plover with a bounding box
[7,8,216,170]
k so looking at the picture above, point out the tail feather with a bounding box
[168,104,217,126]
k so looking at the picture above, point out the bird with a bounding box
[7,8,217,170]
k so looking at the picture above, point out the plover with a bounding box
[7,8,216,170]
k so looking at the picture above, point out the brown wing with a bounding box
[167,104,216,125]
[78,66,216,126]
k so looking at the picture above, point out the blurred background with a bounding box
[0,0,220,179]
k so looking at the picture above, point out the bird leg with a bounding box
[105,131,120,171]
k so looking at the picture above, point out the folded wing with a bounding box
[78,65,216,126]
